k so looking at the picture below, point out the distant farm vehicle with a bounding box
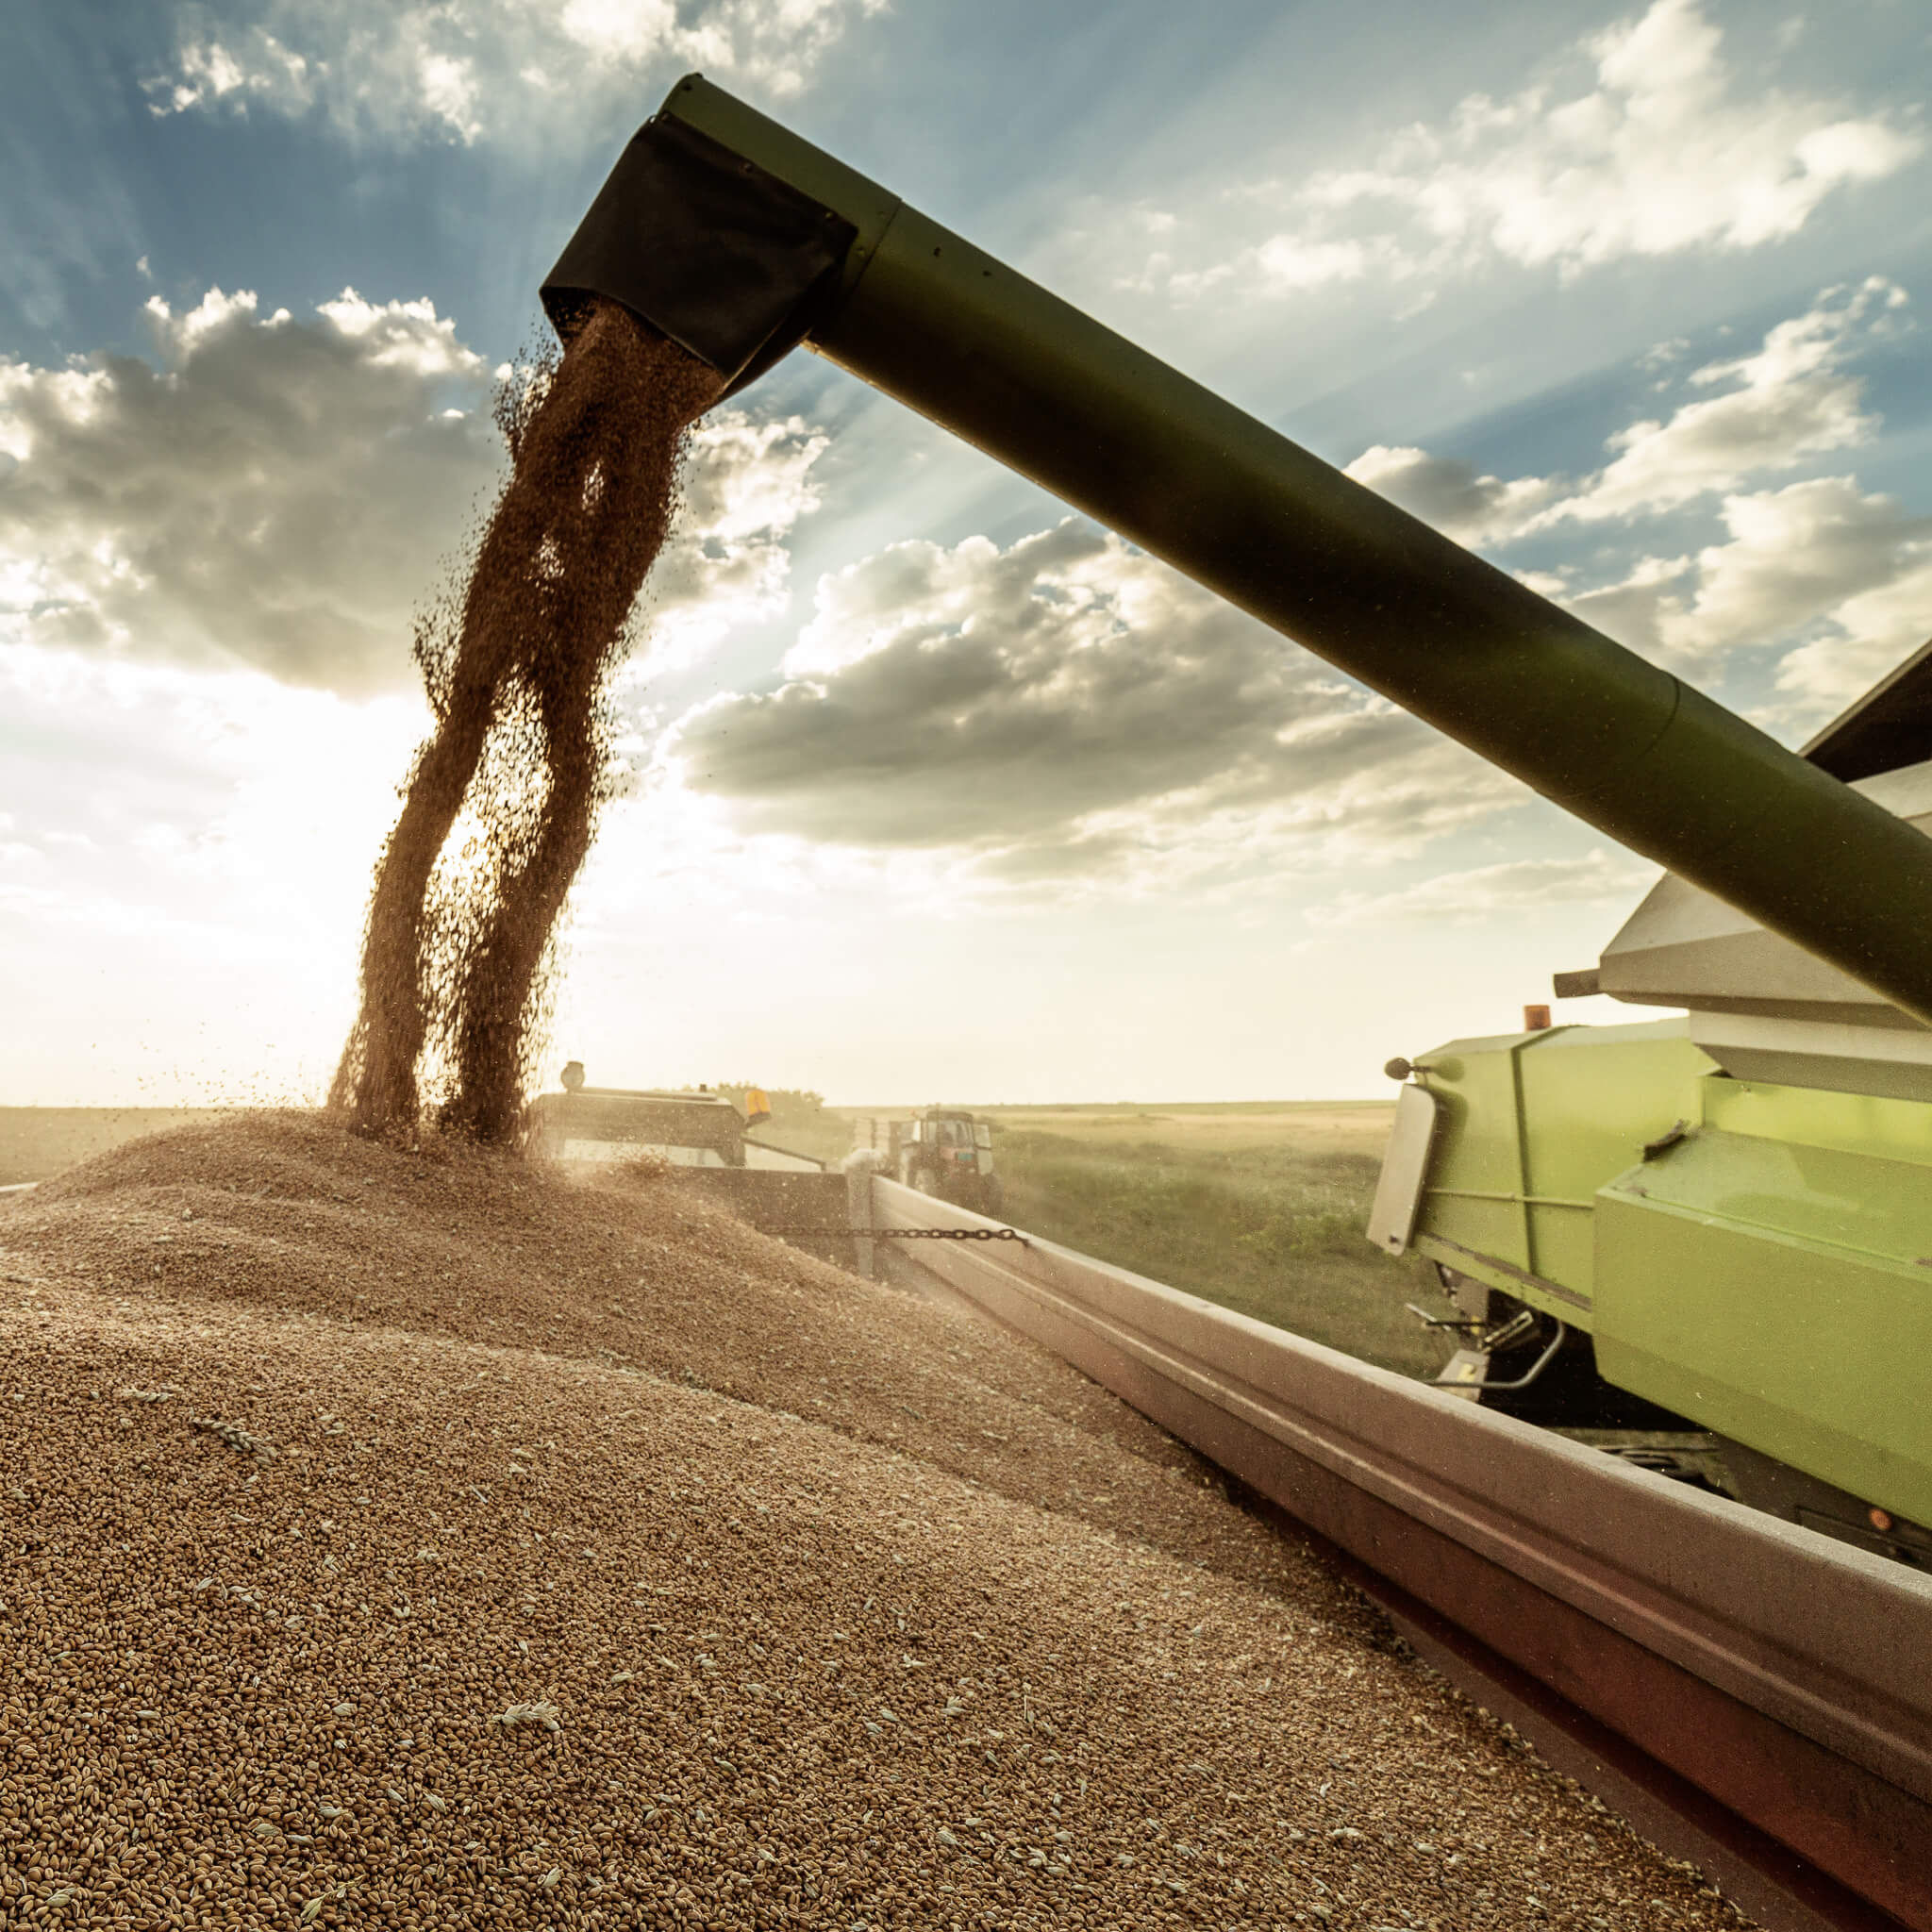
[529,1073,821,1172]
[850,1108,1002,1214]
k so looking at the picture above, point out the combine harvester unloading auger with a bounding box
[542,80,1932,1929]
[543,72,1932,1562]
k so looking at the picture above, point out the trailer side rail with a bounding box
[860,1176,1932,1932]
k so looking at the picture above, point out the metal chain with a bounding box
[872,1226,1028,1244]
[758,1225,1029,1246]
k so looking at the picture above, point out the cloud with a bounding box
[0,290,824,695]
[641,271,1917,891]
[1125,1,1920,303]
[1306,850,1656,927]
[0,287,494,694]
[1340,283,1929,702]
[1774,556,1932,713]
[143,0,891,146]
[1345,281,1907,549]
[639,413,828,675]
[1549,278,1904,524]
[1340,446,1563,548]
[1564,477,1932,673]
[668,520,1521,886]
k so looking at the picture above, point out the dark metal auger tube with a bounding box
[543,75,1932,1030]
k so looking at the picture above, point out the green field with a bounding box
[820,1099,1458,1377]
[976,1106,1457,1376]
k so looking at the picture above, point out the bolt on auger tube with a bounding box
[543,75,1932,1030]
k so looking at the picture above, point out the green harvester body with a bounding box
[1407,1019,1932,1533]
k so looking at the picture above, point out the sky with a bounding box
[3,0,1929,1107]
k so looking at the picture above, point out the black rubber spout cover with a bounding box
[541,113,857,398]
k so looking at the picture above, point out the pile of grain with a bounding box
[0,1118,1750,1929]
[332,304,721,1143]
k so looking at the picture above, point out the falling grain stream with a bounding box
[332,301,722,1143]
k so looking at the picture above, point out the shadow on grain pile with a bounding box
[0,1116,1749,1930]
